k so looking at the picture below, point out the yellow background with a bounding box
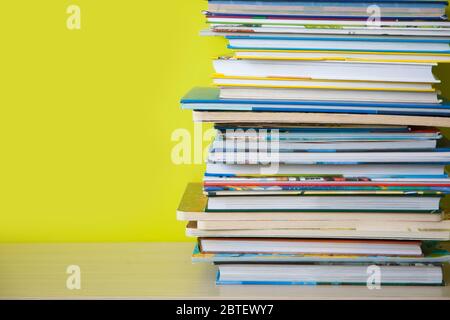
[0,1,449,242]
[0,1,228,242]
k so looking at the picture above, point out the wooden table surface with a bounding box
[0,242,449,299]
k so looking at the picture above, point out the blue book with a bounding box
[215,264,445,286]
[225,35,450,53]
[181,87,450,116]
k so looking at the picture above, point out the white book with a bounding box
[213,59,437,83]
[232,50,450,63]
[216,129,441,140]
[216,264,443,285]
[205,190,446,197]
[199,238,423,256]
[206,195,440,211]
[213,77,435,91]
[178,210,443,223]
[197,219,450,231]
[205,26,450,37]
[227,38,450,52]
[208,151,450,164]
[221,33,450,41]
[186,221,450,240]
[206,17,450,28]
[211,139,437,151]
[218,87,439,103]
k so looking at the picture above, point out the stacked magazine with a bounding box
[178,0,450,286]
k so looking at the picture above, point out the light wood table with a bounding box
[0,242,449,299]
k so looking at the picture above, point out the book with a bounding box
[207,150,450,164]
[205,26,450,38]
[196,218,450,231]
[207,1,448,19]
[212,75,437,91]
[209,122,447,161]
[225,35,450,53]
[186,220,450,240]
[206,194,442,211]
[198,238,423,256]
[192,241,450,264]
[182,88,450,117]
[218,87,440,103]
[212,125,442,150]
[177,183,444,222]
[229,50,450,63]
[204,177,450,192]
[215,264,444,285]
[212,139,438,150]
[179,0,450,287]
[205,11,449,22]
[205,162,447,176]
[205,13,450,25]
[192,111,450,127]
[212,59,438,82]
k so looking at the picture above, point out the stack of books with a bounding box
[177,0,450,286]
